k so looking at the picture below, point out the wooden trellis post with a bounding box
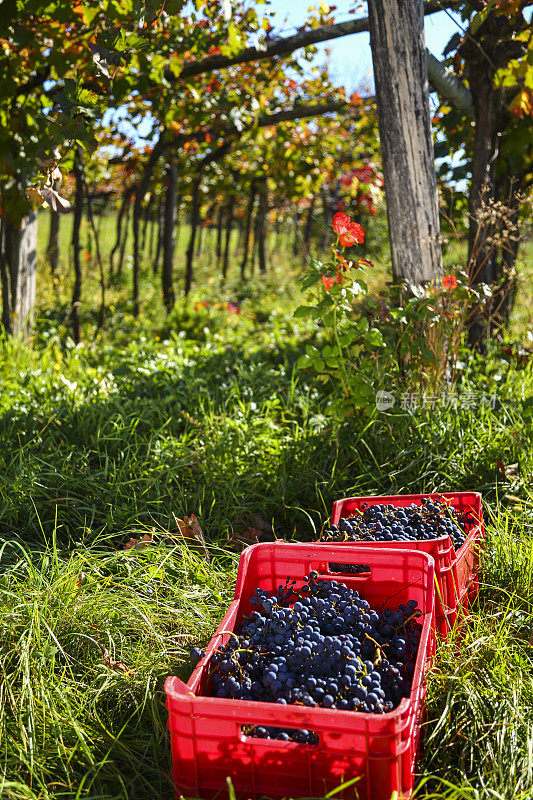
[367,0,442,283]
[0,212,37,336]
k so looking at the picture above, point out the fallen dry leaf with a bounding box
[249,513,273,535]
[496,458,519,480]
[124,533,154,550]
[96,642,135,675]
[172,513,210,561]
[223,523,276,552]
[178,410,201,428]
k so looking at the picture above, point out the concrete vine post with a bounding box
[367,0,442,283]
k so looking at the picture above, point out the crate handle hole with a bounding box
[241,725,319,745]
[328,562,371,575]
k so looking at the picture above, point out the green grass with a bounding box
[0,210,532,799]
[0,535,236,800]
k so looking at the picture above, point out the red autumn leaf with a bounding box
[172,513,210,561]
[354,257,374,270]
[124,533,153,550]
[96,642,135,675]
[496,458,519,480]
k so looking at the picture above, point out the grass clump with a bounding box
[0,536,235,800]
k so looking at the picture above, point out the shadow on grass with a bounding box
[0,335,517,548]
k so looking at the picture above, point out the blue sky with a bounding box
[265,0,462,94]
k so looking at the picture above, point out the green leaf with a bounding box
[82,5,100,25]
[470,0,497,34]
[296,354,312,369]
[421,346,436,363]
[338,330,355,346]
[364,328,385,348]
[227,21,241,53]
[302,272,321,289]
[293,305,315,318]
[350,379,375,404]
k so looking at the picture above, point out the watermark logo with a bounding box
[376,389,498,411]
[375,390,396,411]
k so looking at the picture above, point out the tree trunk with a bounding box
[458,10,527,349]
[465,73,497,349]
[195,224,204,257]
[132,137,165,316]
[241,180,257,279]
[149,197,157,268]
[292,211,301,256]
[85,183,106,330]
[303,194,316,265]
[117,201,131,277]
[367,0,441,283]
[47,180,60,274]
[141,195,152,255]
[154,194,164,275]
[174,208,181,259]
[274,218,281,252]
[162,160,178,313]
[185,175,200,296]
[236,217,245,254]
[256,182,268,274]
[467,78,497,285]
[109,187,132,278]
[216,204,224,268]
[71,152,84,343]
[321,188,333,252]
[222,196,235,281]
[0,211,37,336]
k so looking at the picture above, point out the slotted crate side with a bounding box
[166,683,424,800]
[231,542,438,657]
[165,544,435,800]
[329,492,484,632]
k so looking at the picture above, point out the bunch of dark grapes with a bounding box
[322,497,476,551]
[208,572,422,742]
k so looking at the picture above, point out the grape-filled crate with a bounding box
[324,493,484,635]
[165,543,435,800]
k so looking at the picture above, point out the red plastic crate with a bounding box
[165,543,435,800]
[329,492,484,635]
